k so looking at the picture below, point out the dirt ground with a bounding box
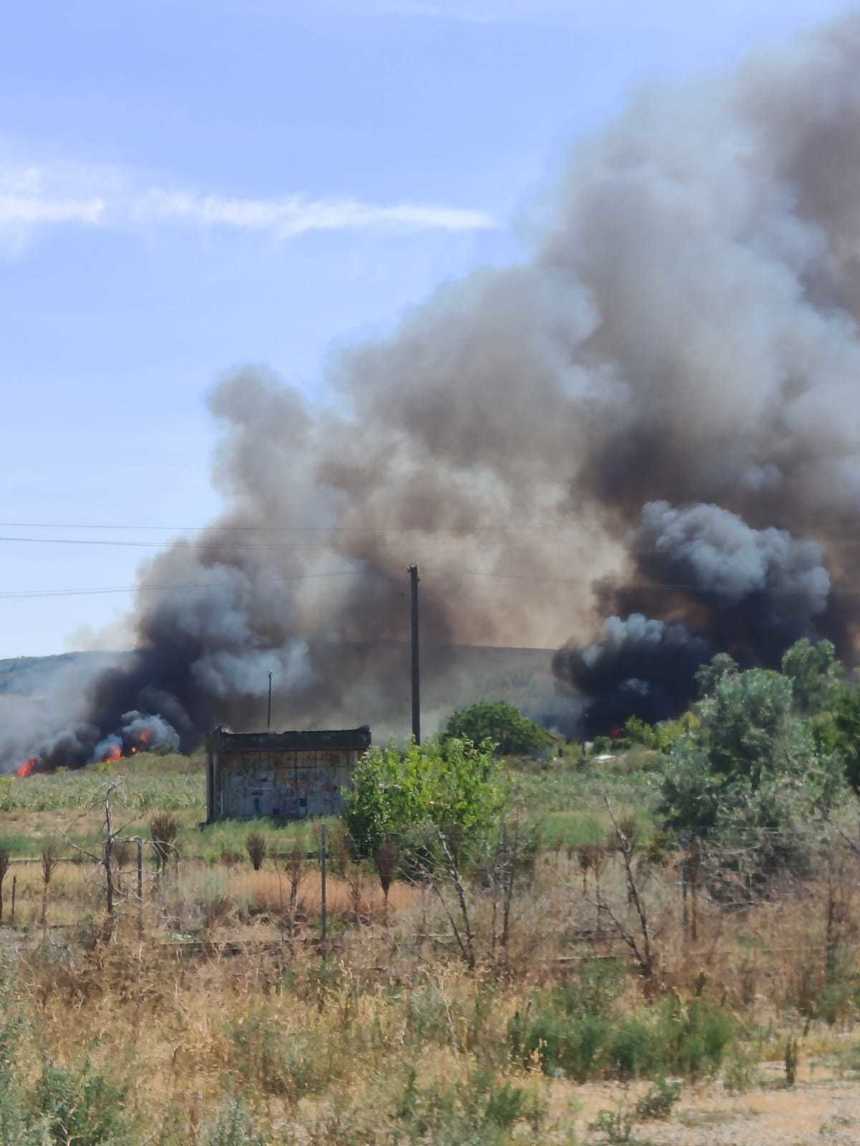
[566,1062,860,1145]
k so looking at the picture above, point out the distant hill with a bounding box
[0,644,569,737]
[0,651,121,697]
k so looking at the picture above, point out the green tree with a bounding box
[442,700,553,757]
[660,667,843,874]
[694,653,739,699]
[827,683,860,794]
[781,638,843,715]
[343,737,507,865]
[704,668,795,786]
[624,713,698,754]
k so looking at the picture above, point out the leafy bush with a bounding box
[396,1065,546,1144]
[780,638,842,715]
[442,700,553,758]
[509,964,735,1083]
[694,652,738,698]
[625,714,698,755]
[826,683,860,794]
[635,1077,682,1121]
[226,1012,331,1103]
[202,1099,266,1146]
[659,665,844,874]
[36,1060,131,1145]
[0,993,36,1146]
[343,737,507,865]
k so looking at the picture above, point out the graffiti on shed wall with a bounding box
[206,727,371,823]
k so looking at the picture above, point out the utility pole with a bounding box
[409,564,421,744]
[267,671,273,731]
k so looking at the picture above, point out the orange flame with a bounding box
[16,756,39,778]
[101,745,123,763]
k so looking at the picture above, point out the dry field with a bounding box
[3,755,860,1143]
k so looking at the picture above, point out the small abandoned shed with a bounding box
[205,725,371,823]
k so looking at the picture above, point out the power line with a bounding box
[0,535,169,548]
[0,571,370,600]
[0,534,582,551]
[0,520,585,536]
[4,568,859,600]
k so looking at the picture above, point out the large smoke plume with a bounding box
[7,14,860,768]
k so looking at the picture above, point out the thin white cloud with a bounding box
[139,189,494,236]
[0,163,106,252]
[0,194,105,226]
[0,158,495,254]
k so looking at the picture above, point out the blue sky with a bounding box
[0,0,852,658]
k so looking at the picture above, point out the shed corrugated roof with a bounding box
[208,725,371,753]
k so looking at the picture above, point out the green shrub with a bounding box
[226,1012,330,1103]
[343,737,507,865]
[659,665,845,880]
[625,715,697,755]
[404,983,460,1048]
[395,1065,546,1145]
[722,1046,761,1093]
[36,1060,131,1145]
[781,638,842,715]
[442,701,553,758]
[201,1099,266,1146]
[519,1007,611,1080]
[509,966,735,1084]
[640,998,735,1081]
[0,997,37,1146]
[607,1017,657,1080]
[588,1105,639,1144]
[634,1077,682,1121]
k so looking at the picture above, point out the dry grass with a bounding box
[6,766,860,1142]
[7,914,860,1145]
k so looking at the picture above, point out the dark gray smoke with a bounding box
[553,614,712,736]
[555,500,839,732]
[93,712,181,762]
[636,501,830,621]
[7,14,860,768]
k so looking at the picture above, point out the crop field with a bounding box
[3,736,860,1145]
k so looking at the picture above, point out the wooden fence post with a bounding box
[0,851,8,924]
[681,850,689,941]
[320,826,328,953]
[690,838,700,943]
[136,839,144,938]
[10,874,16,925]
[104,790,115,920]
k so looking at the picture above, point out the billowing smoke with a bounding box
[93,712,181,762]
[8,14,860,768]
[555,500,838,733]
[554,614,712,736]
[635,502,831,633]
